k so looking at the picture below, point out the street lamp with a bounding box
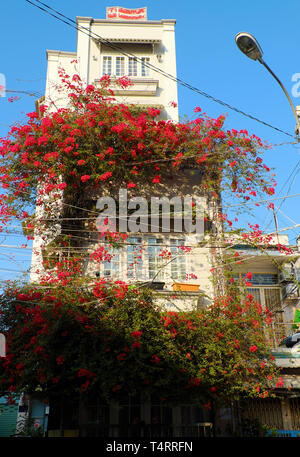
[235,32,300,138]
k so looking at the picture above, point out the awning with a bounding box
[98,38,161,44]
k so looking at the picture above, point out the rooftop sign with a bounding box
[107,6,147,20]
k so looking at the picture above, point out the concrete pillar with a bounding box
[161,20,179,122]
[76,17,92,85]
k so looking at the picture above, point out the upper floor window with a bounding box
[102,56,112,76]
[141,57,150,77]
[102,55,151,78]
[170,238,186,280]
[233,273,278,286]
[128,57,138,77]
[99,236,187,282]
[116,57,125,77]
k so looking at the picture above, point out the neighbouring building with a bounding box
[229,233,300,434]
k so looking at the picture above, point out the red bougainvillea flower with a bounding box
[246,272,253,280]
[203,402,211,411]
[98,171,112,181]
[276,378,284,388]
[77,368,95,378]
[132,341,141,349]
[80,175,90,183]
[151,354,160,364]
[56,355,65,365]
[112,385,121,392]
[250,345,258,353]
[117,353,127,361]
[152,175,161,184]
[131,331,142,339]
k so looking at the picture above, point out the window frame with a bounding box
[101,55,151,78]
[98,235,188,282]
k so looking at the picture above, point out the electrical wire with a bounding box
[6,89,43,98]
[263,159,300,231]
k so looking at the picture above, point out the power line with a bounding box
[223,192,300,209]
[25,0,297,139]
[263,159,300,232]
[6,89,42,97]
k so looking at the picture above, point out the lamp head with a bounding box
[235,32,263,62]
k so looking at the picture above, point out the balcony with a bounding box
[94,78,159,96]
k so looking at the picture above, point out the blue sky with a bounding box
[1,0,300,282]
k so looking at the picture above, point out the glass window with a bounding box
[148,238,164,280]
[102,56,112,75]
[264,288,281,312]
[246,288,261,304]
[103,244,120,277]
[127,237,143,279]
[128,58,138,77]
[170,239,186,280]
[141,57,150,77]
[242,273,278,285]
[116,57,125,76]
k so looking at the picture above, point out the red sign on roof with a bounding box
[107,6,147,20]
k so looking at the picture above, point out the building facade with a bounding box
[27,7,221,438]
[21,6,300,437]
[230,233,300,433]
[43,8,178,121]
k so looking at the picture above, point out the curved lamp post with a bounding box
[235,32,300,138]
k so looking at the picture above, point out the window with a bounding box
[102,56,151,77]
[246,287,281,312]
[127,236,143,279]
[141,57,150,77]
[242,273,278,286]
[116,57,125,76]
[102,56,112,75]
[233,273,278,285]
[170,239,186,280]
[128,58,138,77]
[103,242,120,277]
[96,236,187,281]
[148,238,164,280]
[264,288,281,312]
[247,287,284,345]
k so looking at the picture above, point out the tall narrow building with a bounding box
[43,7,178,121]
